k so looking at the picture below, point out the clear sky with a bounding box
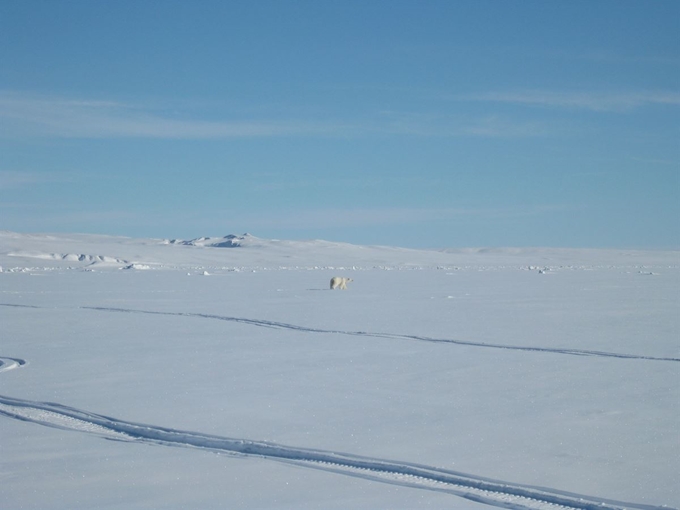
[1,0,678,249]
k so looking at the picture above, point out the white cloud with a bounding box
[0,170,75,190]
[375,110,551,138]
[458,90,680,112]
[0,91,345,139]
[0,91,552,140]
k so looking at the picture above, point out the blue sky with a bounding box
[1,0,678,248]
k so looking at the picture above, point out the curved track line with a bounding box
[0,357,27,373]
[0,394,667,510]
[81,306,680,363]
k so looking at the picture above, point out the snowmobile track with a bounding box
[81,305,680,362]
[0,390,669,510]
[3,302,677,362]
[0,356,26,373]
[1,302,677,508]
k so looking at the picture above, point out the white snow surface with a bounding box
[1,231,678,509]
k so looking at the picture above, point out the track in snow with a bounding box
[2,302,677,362]
[81,305,680,363]
[1,304,676,509]
[0,356,26,373]
[0,390,668,510]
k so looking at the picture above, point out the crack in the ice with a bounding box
[0,392,668,510]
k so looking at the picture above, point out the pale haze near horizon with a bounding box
[0,0,678,249]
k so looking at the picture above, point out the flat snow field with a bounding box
[0,236,678,510]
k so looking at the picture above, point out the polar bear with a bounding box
[330,276,353,290]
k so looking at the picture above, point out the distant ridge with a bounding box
[1,230,677,272]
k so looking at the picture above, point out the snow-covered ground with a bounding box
[1,231,678,509]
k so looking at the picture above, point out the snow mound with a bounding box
[7,252,128,265]
[122,263,153,270]
[163,234,256,248]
